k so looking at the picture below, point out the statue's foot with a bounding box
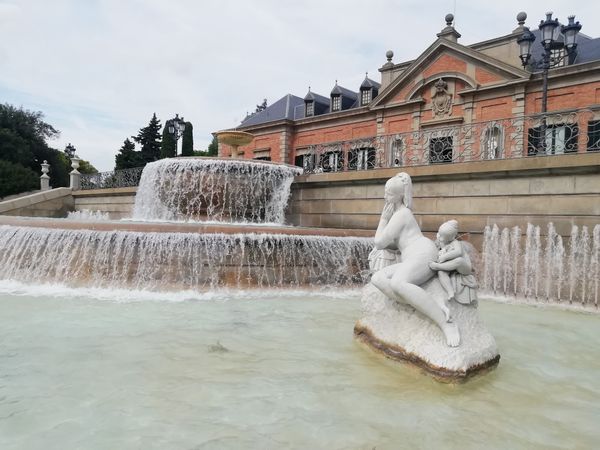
[442,322,460,347]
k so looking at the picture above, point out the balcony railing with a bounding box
[80,167,144,190]
[80,110,600,190]
[297,109,600,174]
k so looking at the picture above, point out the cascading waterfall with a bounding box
[0,225,371,290]
[481,222,600,307]
[132,158,302,223]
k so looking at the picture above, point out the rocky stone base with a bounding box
[355,282,500,382]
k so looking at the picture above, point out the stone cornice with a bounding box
[457,78,529,95]
[293,105,373,126]
[420,116,464,128]
[468,31,521,50]
[369,97,425,112]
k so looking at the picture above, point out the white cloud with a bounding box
[1,0,598,170]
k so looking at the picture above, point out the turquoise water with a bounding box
[0,287,598,450]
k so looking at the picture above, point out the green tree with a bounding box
[0,160,38,198]
[133,113,162,163]
[181,121,194,156]
[115,138,145,170]
[0,103,72,189]
[0,128,33,167]
[207,135,219,156]
[77,159,98,174]
[0,103,59,173]
[160,120,176,158]
[0,103,99,195]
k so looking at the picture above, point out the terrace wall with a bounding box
[72,187,137,220]
[288,153,600,250]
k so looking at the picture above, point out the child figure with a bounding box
[429,220,473,322]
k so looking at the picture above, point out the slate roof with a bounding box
[528,28,600,68]
[240,94,304,127]
[572,35,600,64]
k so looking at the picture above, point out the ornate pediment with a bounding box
[370,38,528,109]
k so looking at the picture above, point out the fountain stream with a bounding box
[132,157,302,223]
[481,222,600,308]
[0,157,372,291]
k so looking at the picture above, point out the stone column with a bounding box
[40,160,50,191]
[279,126,293,164]
[70,155,81,191]
[511,87,526,157]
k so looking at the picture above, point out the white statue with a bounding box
[430,220,478,312]
[370,172,461,347]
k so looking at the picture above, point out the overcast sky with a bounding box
[1,0,598,171]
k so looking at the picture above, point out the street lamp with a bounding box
[168,114,186,155]
[517,12,582,154]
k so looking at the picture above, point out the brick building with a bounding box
[217,12,600,170]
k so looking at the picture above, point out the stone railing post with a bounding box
[70,154,81,191]
[40,160,50,191]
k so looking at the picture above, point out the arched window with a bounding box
[482,125,503,159]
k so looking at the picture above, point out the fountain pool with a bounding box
[0,286,598,449]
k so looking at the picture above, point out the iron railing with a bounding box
[80,110,600,189]
[80,167,144,190]
[298,109,600,173]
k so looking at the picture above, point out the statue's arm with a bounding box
[439,240,462,262]
[374,208,402,250]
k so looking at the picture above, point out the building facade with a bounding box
[217,13,600,169]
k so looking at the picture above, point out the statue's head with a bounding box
[384,172,413,209]
[438,219,459,244]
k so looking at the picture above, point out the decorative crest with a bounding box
[431,78,453,117]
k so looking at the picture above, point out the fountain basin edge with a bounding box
[0,216,374,238]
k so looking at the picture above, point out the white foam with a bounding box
[0,279,361,303]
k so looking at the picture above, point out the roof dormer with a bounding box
[330,81,358,112]
[359,74,381,106]
[303,87,330,117]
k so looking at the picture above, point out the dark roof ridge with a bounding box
[361,76,381,89]
[304,89,330,104]
[331,82,358,98]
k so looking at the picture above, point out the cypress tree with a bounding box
[115,138,144,170]
[133,113,162,163]
[161,120,176,158]
[181,122,194,156]
[207,135,219,156]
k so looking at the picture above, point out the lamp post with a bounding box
[168,114,186,156]
[517,12,581,154]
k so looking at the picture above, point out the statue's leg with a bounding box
[390,264,460,347]
[438,271,455,300]
[370,264,398,299]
